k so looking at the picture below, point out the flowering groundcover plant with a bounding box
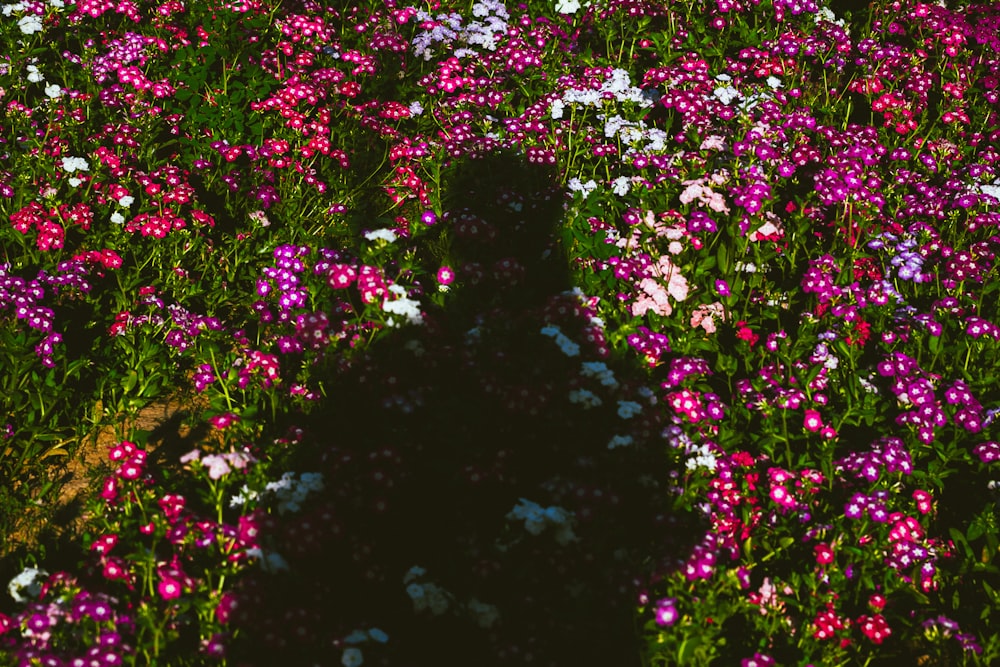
[1,0,1000,665]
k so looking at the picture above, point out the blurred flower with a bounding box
[7,567,48,603]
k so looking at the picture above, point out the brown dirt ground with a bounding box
[3,393,216,561]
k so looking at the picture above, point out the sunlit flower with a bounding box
[18,14,43,34]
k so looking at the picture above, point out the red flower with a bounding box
[857,613,892,644]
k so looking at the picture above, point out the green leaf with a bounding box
[124,370,138,393]
[968,521,985,542]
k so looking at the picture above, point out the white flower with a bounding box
[341,647,364,667]
[507,498,577,543]
[567,177,598,199]
[611,176,631,197]
[766,76,783,90]
[8,567,48,603]
[49,0,65,7]
[43,83,61,98]
[408,101,423,116]
[569,389,602,408]
[550,99,564,120]
[61,156,90,173]
[364,228,397,243]
[118,195,134,207]
[979,182,1000,200]
[26,64,44,83]
[608,434,634,449]
[2,4,26,17]
[581,361,617,388]
[617,400,642,419]
[110,211,125,225]
[18,14,43,34]
[382,287,424,327]
[68,177,82,188]
[406,583,425,601]
[554,0,581,14]
[713,86,740,105]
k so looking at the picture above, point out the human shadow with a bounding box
[226,150,704,666]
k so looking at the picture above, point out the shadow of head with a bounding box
[441,150,568,311]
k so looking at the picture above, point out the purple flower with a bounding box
[974,441,1000,463]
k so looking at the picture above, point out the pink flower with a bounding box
[814,543,834,565]
[654,598,678,626]
[803,409,823,432]
[100,476,118,502]
[158,576,182,600]
[769,484,795,508]
[209,412,239,430]
[90,534,118,555]
[912,489,933,514]
[690,302,726,334]
[436,265,455,285]
[102,557,130,582]
[202,454,232,480]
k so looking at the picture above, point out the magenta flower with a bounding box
[436,265,455,286]
[803,409,823,432]
[654,597,678,626]
[158,576,182,601]
[209,412,239,430]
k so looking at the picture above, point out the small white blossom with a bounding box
[26,64,44,83]
[611,176,631,197]
[550,99,564,120]
[581,361,617,388]
[766,76,783,90]
[68,177,82,187]
[569,388,602,408]
[43,83,61,98]
[110,212,125,225]
[383,285,424,327]
[8,567,48,603]
[341,647,364,667]
[364,228,397,243]
[567,177,598,199]
[554,0,581,14]
[713,86,740,105]
[18,14,43,34]
[507,498,578,544]
[61,156,90,173]
[608,434,634,449]
[617,400,642,419]
[118,195,134,207]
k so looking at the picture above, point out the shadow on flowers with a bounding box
[226,150,704,666]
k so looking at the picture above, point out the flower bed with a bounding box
[2,0,1000,665]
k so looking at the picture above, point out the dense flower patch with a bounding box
[2,0,1000,665]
